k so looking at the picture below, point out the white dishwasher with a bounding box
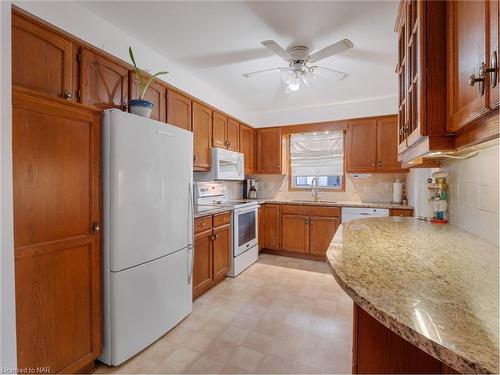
[341,207,389,223]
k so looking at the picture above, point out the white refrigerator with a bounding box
[100,110,194,366]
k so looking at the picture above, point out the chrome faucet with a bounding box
[311,177,319,202]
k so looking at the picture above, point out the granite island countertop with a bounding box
[326,217,499,374]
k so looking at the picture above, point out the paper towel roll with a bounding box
[393,180,403,204]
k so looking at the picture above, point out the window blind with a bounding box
[290,131,344,176]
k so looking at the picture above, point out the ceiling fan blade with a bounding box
[312,66,349,80]
[309,38,354,63]
[242,67,283,78]
[261,40,290,61]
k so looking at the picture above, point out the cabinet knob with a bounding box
[378,161,382,167]
[469,63,486,95]
[371,162,376,166]
[64,90,72,100]
[92,222,100,234]
[304,218,308,224]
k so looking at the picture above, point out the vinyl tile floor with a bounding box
[96,254,352,374]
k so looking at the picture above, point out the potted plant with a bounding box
[128,46,168,118]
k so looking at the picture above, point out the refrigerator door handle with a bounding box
[187,245,194,284]
[187,181,194,284]
[188,181,194,246]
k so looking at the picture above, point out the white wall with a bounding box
[0,1,17,371]
[254,95,397,127]
[443,143,500,246]
[14,1,258,125]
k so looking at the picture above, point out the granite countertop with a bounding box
[256,198,413,210]
[326,217,499,374]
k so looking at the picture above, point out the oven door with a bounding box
[233,206,258,257]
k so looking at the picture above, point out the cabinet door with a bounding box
[212,224,231,283]
[13,91,101,373]
[447,1,488,132]
[347,118,377,172]
[167,90,192,131]
[192,102,213,171]
[12,13,73,99]
[212,111,227,148]
[193,229,213,299]
[309,216,339,257]
[227,118,240,151]
[129,72,166,122]
[240,124,255,173]
[376,117,403,171]
[489,0,499,109]
[256,128,282,173]
[281,214,309,254]
[263,204,281,250]
[80,49,129,110]
[258,207,265,250]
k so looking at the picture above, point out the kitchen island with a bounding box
[327,217,499,374]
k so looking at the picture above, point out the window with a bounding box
[290,131,344,190]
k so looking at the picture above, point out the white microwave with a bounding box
[212,147,244,180]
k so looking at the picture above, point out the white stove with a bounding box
[194,182,259,277]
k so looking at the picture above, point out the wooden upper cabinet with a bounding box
[227,118,240,151]
[447,1,489,132]
[347,118,377,172]
[12,12,73,100]
[309,216,339,257]
[167,90,192,131]
[212,111,228,149]
[12,91,101,373]
[212,113,240,151]
[489,0,499,109]
[192,102,213,171]
[256,128,282,174]
[129,72,166,122]
[240,124,255,173]
[376,117,403,171]
[80,49,128,110]
[281,214,309,254]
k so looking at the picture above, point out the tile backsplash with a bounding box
[442,142,499,246]
[247,173,407,203]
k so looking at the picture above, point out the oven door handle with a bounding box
[234,205,259,214]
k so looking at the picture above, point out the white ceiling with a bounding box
[80,1,399,122]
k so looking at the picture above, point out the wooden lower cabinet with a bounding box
[281,214,309,253]
[193,229,213,299]
[260,204,340,259]
[193,212,232,299]
[309,216,340,256]
[259,204,281,250]
[213,224,231,283]
[390,208,414,217]
[353,303,458,374]
[13,90,102,373]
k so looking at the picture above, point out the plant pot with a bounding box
[129,99,153,118]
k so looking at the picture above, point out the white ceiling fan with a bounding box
[243,39,353,92]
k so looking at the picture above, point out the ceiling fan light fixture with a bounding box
[287,73,301,91]
[281,69,294,85]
